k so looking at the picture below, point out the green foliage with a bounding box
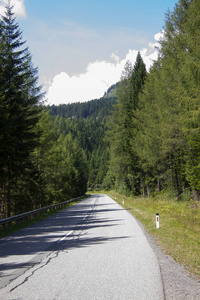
[0,2,43,217]
[133,0,200,199]
[45,0,200,202]
[31,110,89,205]
[2,0,200,220]
[0,3,89,218]
[104,0,200,200]
[107,53,147,195]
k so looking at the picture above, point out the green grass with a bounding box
[0,197,85,239]
[96,190,200,280]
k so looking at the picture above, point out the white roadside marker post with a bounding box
[156,213,159,229]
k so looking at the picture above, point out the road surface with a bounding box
[0,194,164,299]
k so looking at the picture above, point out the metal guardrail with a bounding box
[0,195,85,229]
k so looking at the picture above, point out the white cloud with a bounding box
[46,32,161,106]
[154,30,165,42]
[0,0,26,18]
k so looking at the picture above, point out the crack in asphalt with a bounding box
[9,229,89,292]
[10,251,59,292]
[6,199,98,292]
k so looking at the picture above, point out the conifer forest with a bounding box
[1,0,200,218]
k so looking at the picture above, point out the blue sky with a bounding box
[0,0,178,104]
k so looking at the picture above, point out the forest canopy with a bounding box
[1,0,200,218]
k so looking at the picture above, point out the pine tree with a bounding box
[108,53,147,194]
[0,1,43,216]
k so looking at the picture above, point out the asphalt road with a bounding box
[0,194,164,299]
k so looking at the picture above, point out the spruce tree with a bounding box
[0,1,43,216]
[108,53,146,194]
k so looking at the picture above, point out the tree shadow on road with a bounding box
[0,197,131,288]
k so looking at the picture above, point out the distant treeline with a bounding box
[48,96,117,119]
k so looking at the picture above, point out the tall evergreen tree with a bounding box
[108,53,147,194]
[0,1,43,217]
[134,0,200,199]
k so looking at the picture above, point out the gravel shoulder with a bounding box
[133,213,200,300]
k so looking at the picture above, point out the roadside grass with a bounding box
[92,190,200,280]
[0,197,85,239]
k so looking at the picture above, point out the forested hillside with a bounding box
[48,96,117,119]
[106,0,200,201]
[1,0,200,219]
[47,94,117,191]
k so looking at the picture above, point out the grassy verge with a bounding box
[0,197,85,239]
[94,190,200,280]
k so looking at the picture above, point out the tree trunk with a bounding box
[7,181,11,217]
[147,186,150,197]
[141,173,145,198]
[174,167,180,200]
[193,190,200,202]
[157,178,161,193]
